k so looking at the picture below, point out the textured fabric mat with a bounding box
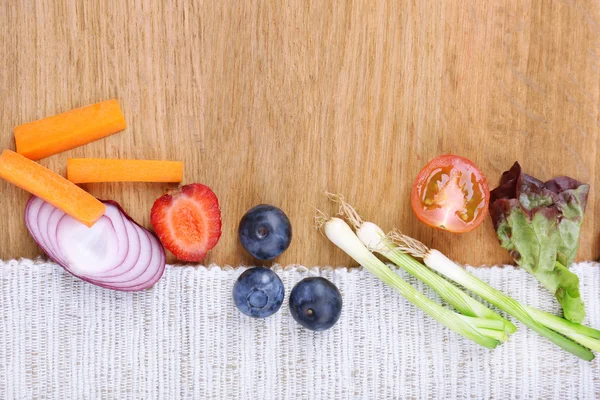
[1,259,599,399]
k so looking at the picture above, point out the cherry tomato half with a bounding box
[411,155,490,233]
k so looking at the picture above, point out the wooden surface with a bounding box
[1,1,600,267]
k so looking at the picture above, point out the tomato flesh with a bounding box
[411,155,489,233]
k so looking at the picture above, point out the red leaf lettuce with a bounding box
[489,162,589,323]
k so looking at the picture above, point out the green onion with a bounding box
[358,222,516,335]
[526,308,600,351]
[327,193,515,335]
[317,214,509,349]
[391,233,597,361]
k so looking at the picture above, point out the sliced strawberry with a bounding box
[150,183,222,262]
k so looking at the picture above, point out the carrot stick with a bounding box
[0,150,105,227]
[67,158,184,183]
[14,99,126,161]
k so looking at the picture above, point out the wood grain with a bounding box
[1,1,599,267]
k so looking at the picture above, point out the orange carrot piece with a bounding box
[0,150,105,227]
[67,158,184,183]
[14,99,126,161]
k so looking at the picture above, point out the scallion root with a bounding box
[388,230,429,259]
[325,192,364,230]
[314,208,330,233]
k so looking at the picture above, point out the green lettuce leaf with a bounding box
[489,163,589,323]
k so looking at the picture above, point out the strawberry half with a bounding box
[150,183,222,262]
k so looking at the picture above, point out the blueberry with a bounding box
[289,277,342,331]
[238,204,292,260]
[233,267,285,318]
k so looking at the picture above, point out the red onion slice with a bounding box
[55,202,129,275]
[93,219,151,283]
[24,197,47,256]
[25,196,166,292]
[92,213,141,278]
[107,225,166,291]
[56,216,120,276]
[122,227,166,291]
[43,206,69,266]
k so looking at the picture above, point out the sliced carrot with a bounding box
[0,150,105,227]
[14,99,126,161]
[67,159,184,183]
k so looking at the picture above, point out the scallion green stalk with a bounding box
[411,246,596,361]
[526,308,600,351]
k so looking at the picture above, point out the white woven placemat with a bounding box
[1,259,599,399]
